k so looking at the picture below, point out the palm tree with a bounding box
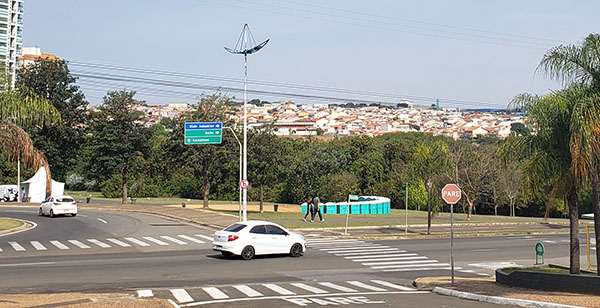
[0,84,59,199]
[539,33,600,275]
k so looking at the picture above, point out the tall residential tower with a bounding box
[0,0,23,85]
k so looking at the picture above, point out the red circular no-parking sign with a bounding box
[240,179,250,189]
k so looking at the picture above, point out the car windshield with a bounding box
[224,223,246,232]
[57,198,74,203]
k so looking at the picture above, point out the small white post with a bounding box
[17,159,20,202]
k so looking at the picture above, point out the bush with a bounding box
[100,174,122,198]
[65,173,85,190]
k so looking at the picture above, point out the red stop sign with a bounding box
[442,184,461,204]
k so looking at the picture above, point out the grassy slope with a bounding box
[0,218,24,231]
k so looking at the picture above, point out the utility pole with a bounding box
[405,183,409,235]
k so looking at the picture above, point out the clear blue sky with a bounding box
[22,0,600,108]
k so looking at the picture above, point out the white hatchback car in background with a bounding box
[39,195,78,217]
[213,220,306,260]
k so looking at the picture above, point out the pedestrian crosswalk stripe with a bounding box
[30,241,47,251]
[0,247,3,252]
[383,266,461,272]
[262,283,296,295]
[50,240,69,250]
[8,241,25,251]
[372,263,450,270]
[68,240,91,249]
[195,234,213,241]
[87,239,111,248]
[334,248,399,256]
[307,240,362,245]
[307,242,363,247]
[342,252,409,259]
[317,282,358,292]
[290,283,329,294]
[137,290,153,297]
[232,285,263,297]
[370,280,415,291]
[143,236,169,246]
[124,237,151,247]
[361,260,436,266]
[350,256,426,262]
[178,234,205,244]
[170,288,194,303]
[106,238,132,247]
[328,248,397,254]
[202,287,229,299]
[347,281,387,292]
[161,235,187,245]
[320,245,389,251]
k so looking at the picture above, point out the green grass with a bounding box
[0,218,24,231]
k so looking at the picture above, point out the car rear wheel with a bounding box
[71,213,77,217]
[221,251,233,258]
[38,208,43,216]
[290,243,303,257]
[50,210,55,218]
[241,246,255,260]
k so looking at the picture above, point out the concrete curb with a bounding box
[432,287,585,308]
[0,218,36,237]
[292,221,568,231]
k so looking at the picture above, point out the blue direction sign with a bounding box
[185,122,223,145]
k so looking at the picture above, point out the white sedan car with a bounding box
[213,220,306,260]
[39,195,78,217]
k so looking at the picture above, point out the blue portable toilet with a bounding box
[301,204,307,213]
[360,204,370,214]
[350,204,361,214]
[326,203,337,214]
[377,203,384,214]
[370,203,378,214]
[339,204,348,214]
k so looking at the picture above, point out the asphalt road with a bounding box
[3,206,592,307]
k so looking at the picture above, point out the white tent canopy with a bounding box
[21,167,64,203]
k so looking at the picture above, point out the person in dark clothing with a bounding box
[312,196,323,222]
[303,196,313,222]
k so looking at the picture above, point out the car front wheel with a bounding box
[50,210,55,218]
[38,208,44,216]
[241,246,255,260]
[290,243,303,257]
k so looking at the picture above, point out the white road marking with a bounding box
[195,234,214,241]
[370,280,415,291]
[347,281,387,292]
[87,239,111,248]
[329,247,399,254]
[0,262,55,267]
[143,236,169,246]
[320,245,389,251]
[125,237,150,247]
[334,248,399,256]
[383,267,461,272]
[161,235,187,245]
[371,263,450,270]
[30,241,47,250]
[50,240,69,250]
[263,283,296,295]
[8,241,25,251]
[0,247,2,252]
[177,234,205,244]
[202,287,229,299]
[468,262,521,270]
[290,283,329,294]
[68,240,91,249]
[170,289,194,303]
[470,248,499,252]
[97,218,108,224]
[344,252,412,259]
[317,282,358,292]
[137,290,153,297]
[106,238,132,247]
[350,256,427,262]
[232,285,263,297]
[361,260,437,266]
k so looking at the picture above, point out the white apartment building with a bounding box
[0,0,23,86]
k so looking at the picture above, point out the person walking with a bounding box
[312,195,323,222]
[303,196,313,222]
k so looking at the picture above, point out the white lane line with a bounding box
[143,236,170,246]
[0,247,2,252]
[195,234,214,241]
[97,218,108,224]
[87,239,111,248]
[344,252,412,259]
[0,261,55,267]
[262,283,296,295]
[68,240,91,249]
[137,290,153,297]
[106,238,132,247]
[350,256,427,262]
[50,240,69,250]
[347,281,387,292]
[170,289,194,303]
[161,235,187,245]
[459,269,476,273]
[361,260,437,266]
[334,249,399,256]
[320,245,389,251]
[8,242,25,251]
[470,248,499,252]
[30,241,47,251]
[370,280,415,291]
[371,263,450,270]
[177,234,205,244]
[125,237,150,247]
[383,267,462,272]
[290,283,329,294]
[232,285,263,297]
[202,287,229,299]
[318,282,358,293]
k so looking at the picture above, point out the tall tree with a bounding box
[88,90,150,204]
[248,125,284,213]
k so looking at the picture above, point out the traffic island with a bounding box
[496,265,600,295]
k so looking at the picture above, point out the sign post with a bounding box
[345,194,359,236]
[184,122,223,144]
[535,242,545,265]
[442,184,462,285]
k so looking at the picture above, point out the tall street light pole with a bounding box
[225,24,269,221]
